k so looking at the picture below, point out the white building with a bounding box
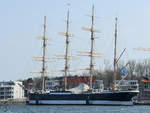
[0,81,24,100]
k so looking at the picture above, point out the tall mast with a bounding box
[89,5,95,90]
[81,5,100,90]
[32,16,50,92]
[42,16,47,91]
[113,17,118,91]
[64,10,70,91]
[58,9,73,91]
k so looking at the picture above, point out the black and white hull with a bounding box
[28,91,138,105]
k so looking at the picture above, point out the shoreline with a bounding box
[0,99,26,105]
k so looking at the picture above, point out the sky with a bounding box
[0,0,150,81]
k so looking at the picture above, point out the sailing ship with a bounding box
[27,6,138,105]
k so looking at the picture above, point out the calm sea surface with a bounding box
[0,105,150,113]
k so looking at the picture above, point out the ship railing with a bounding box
[49,91,72,95]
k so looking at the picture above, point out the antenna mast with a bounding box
[42,16,47,92]
[113,17,118,91]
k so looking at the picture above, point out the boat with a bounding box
[27,6,139,105]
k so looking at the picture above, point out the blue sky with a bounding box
[0,0,150,80]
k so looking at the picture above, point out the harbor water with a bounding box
[0,105,150,113]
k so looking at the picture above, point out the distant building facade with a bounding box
[45,80,60,90]
[0,81,24,100]
[45,76,104,91]
[138,80,150,100]
[116,80,139,91]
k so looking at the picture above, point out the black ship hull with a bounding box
[27,91,138,105]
